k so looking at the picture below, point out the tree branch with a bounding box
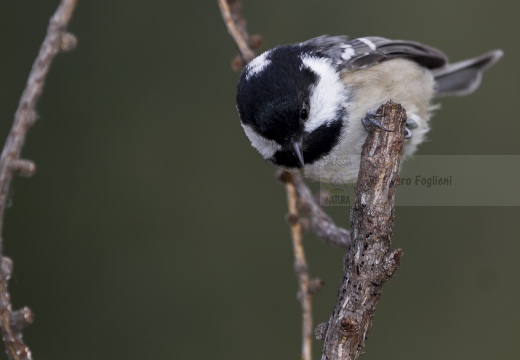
[218,2,321,358]
[292,175,351,249]
[280,172,314,360]
[0,1,78,359]
[217,0,262,70]
[321,101,407,360]
[277,170,334,360]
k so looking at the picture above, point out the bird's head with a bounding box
[236,44,347,169]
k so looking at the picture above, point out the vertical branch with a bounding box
[0,0,78,240]
[280,172,313,360]
[218,3,322,358]
[321,101,407,360]
[0,1,78,359]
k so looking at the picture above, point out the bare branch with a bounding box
[0,1,78,359]
[10,160,36,178]
[280,172,313,360]
[217,0,262,69]
[9,308,34,334]
[292,176,351,249]
[0,0,78,239]
[321,101,407,360]
[218,3,340,356]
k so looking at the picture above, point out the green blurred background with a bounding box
[1,0,519,359]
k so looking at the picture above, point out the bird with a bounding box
[235,36,502,183]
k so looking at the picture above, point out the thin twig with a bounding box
[0,0,78,240]
[0,1,78,359]
[280,172,314,360]
[292,176,351,249]
[218,3,325,357]
[217,0,261,69]
[321,101,406,360]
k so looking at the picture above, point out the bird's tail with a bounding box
[432,49,503,97]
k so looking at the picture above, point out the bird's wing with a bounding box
[302,36,448,71]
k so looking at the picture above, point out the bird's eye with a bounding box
[300,108,308,120]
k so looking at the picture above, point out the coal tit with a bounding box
[236,36,502,183]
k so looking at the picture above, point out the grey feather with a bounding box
[432,50,503,97]
[302,36,448,71]
[346,37,448,70]
[300,35,350,61]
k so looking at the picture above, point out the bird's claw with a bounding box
[404,117,417,139]
[362,112,415,139]
[361,112,392,133]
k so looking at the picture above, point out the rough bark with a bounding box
[321,101,407,360]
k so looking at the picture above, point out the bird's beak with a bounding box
[290,139,305,168]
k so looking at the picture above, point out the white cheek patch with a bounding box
[245,51,271,80]
[242,123,281,159]
[301,56,348,133]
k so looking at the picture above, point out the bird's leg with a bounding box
[362,111,415,139]
[404,117,418,139]
[361,111,392,132]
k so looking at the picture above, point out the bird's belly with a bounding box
[301,58,436,183]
